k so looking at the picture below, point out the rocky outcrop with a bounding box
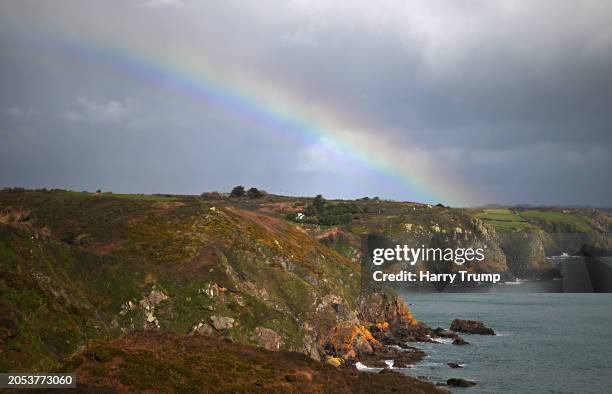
[144,290,169,328]
[250,326,283,351]
[146,290,169,305]
[302,334,321,361]
[325,355,343,367]
[360,293,419,332]
[430,328,471,346]
[447,378,476,387]
[431,327,457,339]
[322,321,425,368]
[209,316,235,330]
[189,322,213,336]
[450,319,495,335]
[323,322,378,360]
[359,292,433,354]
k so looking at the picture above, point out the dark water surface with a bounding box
[398,292,612,393]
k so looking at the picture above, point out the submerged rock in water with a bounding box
[452,337,469,345]
[447,362,463,368]
[447,378,476,387]
[450,319,495,335]
[432,327,458,339]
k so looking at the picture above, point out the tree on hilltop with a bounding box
[230,185,245,197]
[313,194,326,214]
[247,187,264,199]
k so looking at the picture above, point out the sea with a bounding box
[395,271,612,393]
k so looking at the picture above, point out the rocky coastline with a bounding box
[1,190,608,391]
[320,294,495,389]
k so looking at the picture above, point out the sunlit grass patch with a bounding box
[476,209,536,232]
[519,210,593,232]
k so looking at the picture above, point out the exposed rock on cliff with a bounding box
[250,326,283,350]
[322,321,425,368]
[209,316,236,331]
[498,231,554,278]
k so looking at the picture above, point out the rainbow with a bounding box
[42,30,476,205]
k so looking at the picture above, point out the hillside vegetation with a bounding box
[0,189,425,381]
[59,331,442,393]
[1,188,610,390]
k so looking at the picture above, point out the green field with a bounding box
[58,190,183,201]
[476,208,536,232]
[519,210,593,232]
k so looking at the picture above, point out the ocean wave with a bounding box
[431,337,454,344]
[411,361,445,369]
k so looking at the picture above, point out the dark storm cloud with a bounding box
[0,0,610,205]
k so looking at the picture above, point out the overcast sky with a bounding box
[0,0,611,206]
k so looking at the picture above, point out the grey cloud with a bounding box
[138,0,186,9]
[5,106,38,118]
[59,97,133,124]
[0,0,610,205]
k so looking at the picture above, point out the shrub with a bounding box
[200,191,221,200]
[297,195,361,226]
[304,205,318,217]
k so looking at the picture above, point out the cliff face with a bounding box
[497,231,552,278]
[293,203,611,280]
[309,202,509,275]
[0,190,417,372]
[515,208,612,257]
[383,210,510,276]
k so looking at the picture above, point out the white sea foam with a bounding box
[504,278,528,285]
[548,252,573,260]
[388,344,411,352]
[355,362,384,373]
[411,361,444,369]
